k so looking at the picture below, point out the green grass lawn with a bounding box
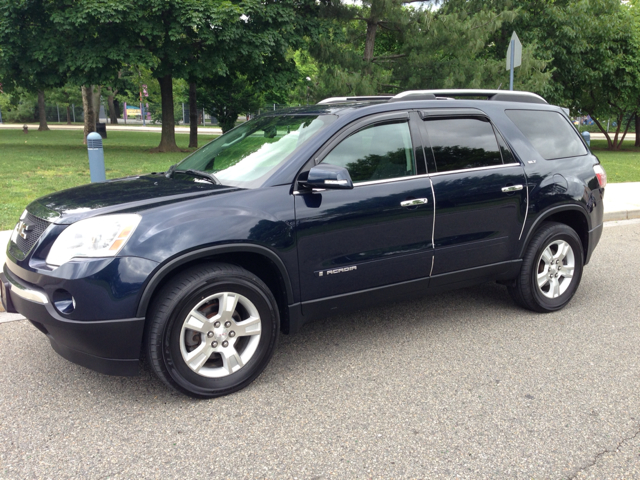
[0,130,638,231]
[590,139,640,184]
[0,129,218,230]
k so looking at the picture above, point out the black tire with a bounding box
[508,222,584,313]
[145,262,279,399]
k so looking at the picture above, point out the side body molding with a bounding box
[135,244,295,318]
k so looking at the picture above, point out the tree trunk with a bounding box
[107,94,118,124]
[635,113,640,148]
[363,21,377,62]
[590,114,613,149]
[189,82,198,148]
[37,90,49,131]
[152,74,182,152]
[66,105,71,124]
[92,85,101,125]
[615,113,634,149]
[82,85,96,145]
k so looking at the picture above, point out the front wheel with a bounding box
[145,263,279,398]
[509,222,584,313]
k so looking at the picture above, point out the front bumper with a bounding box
[1,264,145,376]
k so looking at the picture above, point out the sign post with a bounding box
[506,31,522,91]
[140,85,148,126]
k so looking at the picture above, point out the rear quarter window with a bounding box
[506,110,587,160]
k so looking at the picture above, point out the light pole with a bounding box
[306,76,311,105]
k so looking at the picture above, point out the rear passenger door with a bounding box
[419,111,527,283]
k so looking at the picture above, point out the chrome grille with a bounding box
[13,213,50,254]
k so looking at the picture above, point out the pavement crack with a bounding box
[567,422,640,479]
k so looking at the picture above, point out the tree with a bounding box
[200,73,266,133]
[303,0,548,100]
[87,0,320,152]
[189,82,198,148]
[546,0,640,149]
[629,0,640,147]
[392,5,548,92]
[0,0,69,130]
[81,86,96,140]
[48,84,83,124]
[1,0,143,140]
[0,88,37,123]
[443,0,640,150]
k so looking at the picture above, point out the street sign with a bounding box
[506,31,522,91]
[506,31,522,70]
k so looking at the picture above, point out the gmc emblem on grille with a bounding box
[16,221,31,240]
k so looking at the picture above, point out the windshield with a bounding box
[176,114,337,188]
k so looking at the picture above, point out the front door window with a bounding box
[322,121,415,182]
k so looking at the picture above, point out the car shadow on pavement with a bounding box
[11,280,542,401]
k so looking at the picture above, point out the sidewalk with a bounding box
[1,124,634,141]
[1,182,639,316]
[590,132,636,141]
[0,123,223,135]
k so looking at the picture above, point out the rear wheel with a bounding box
[145,263,279,398]
[509,222,584,312]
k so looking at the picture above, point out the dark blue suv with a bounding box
[1,90,606,398]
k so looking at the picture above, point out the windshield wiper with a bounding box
[179,169,221,185]
[165,163,178,178]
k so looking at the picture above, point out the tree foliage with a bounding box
[296,0,549,102]
[1,0,320,150]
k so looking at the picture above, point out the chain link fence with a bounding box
[1,101,305,125]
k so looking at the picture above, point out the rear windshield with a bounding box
[506,110,587,160]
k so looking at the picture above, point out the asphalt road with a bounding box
[1,221,639,479]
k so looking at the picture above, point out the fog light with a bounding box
[52,289,75,314]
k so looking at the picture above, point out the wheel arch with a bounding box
[136,244,294,333]
[520,205,591,262]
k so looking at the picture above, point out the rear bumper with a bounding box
[585,222,603,265]
[1,266,144,376]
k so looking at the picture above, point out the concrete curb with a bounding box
[602,182,640,222]
[604,209,640,222]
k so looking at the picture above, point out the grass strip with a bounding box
[0,131,637,231]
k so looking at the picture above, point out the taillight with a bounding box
[593,164,607,188]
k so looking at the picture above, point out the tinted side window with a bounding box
[506,110,587,159]
[424,117,503,173]
[322,121,415,183]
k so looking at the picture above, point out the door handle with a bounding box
[501,185,524,193]
[400,198,429,207]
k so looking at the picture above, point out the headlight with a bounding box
[46,214,141,267]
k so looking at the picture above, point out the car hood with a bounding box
[27,174,241,224]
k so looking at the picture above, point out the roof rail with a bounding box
[317,96,393,105]
[390,89,547,105]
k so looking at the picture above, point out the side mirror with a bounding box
[301,164,354,190]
